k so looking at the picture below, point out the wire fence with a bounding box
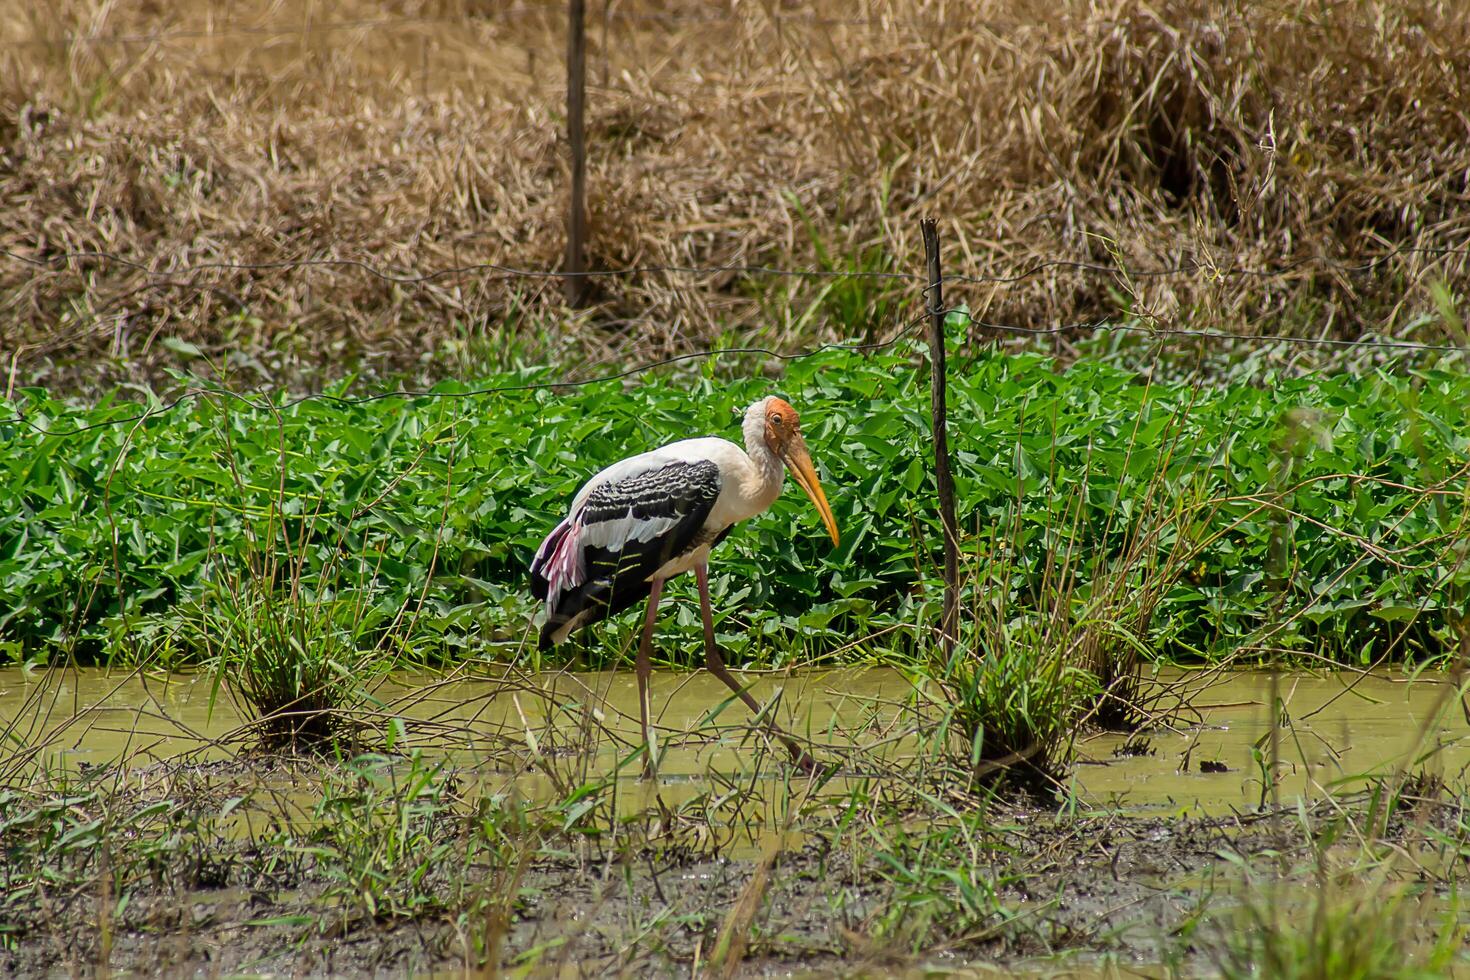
[10,244,1470,284]
[7,243,1469,338]
[4,239,1467,440]
[5,3,1468,439]
[0,5,925,52]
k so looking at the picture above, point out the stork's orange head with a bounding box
[761,397,800,455]
[758,396,838,548]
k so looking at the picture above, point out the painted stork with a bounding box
[530,395,839,773]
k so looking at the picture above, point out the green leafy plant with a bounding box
[2,339,1467,671]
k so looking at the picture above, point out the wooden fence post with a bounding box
[565,0,588,305]
[921,218,960,653]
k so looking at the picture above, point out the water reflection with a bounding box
[3,666,1467,815]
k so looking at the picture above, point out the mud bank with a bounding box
[4,666,1468,976]
[0,767,1360,977]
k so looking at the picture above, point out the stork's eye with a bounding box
[771,413,784,426]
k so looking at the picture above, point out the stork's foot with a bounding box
[641,744,658,781]
[639,721,659,780]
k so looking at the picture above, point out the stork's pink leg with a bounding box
[694,562,820,774]
[637,577,664,778]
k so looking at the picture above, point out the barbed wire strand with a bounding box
[0,249,918,285]
[6,243,1470,287]
[6,295,1465,441]
[3,15,480,49]
[2,308,938,438]
[951,312,1467,353]
[0,7,907,52]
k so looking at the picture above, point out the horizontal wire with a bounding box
[0,249,922,284]
[949,311,1468,353]
[0,6,894,51]
[6,297,1464,440]
[6,244,1469,287]
[2,15,478,48]
[1,310,934,438]
[937,244,1470,284]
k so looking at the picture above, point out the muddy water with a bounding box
[0,669,241,768]
[3,666,1468,814]
[1079,670,1470,814]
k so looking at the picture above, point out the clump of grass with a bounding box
[919,413,1208,790]
[193,576,382,750]
[927,609,1099,791]
[291,751,531,936]
[1212,877,1462,980]
[864,811,1021,953]
[1069,507,1200,731]
[173,385,423,751]
[0,765,248,950]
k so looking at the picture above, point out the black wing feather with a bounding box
[538,459,721,649]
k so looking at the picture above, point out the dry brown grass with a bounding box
[4,0,1468,389]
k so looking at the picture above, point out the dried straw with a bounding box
[4,0,1467,389]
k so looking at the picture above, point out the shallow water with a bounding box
[3,665,1468,814]
[1077,670,1470,814]
[0,668,240,768]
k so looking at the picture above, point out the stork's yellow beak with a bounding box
[781,434,840,547]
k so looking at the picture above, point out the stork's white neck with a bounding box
[742,401,785,500]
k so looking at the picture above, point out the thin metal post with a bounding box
[921,217,960,652]
[565,0,588,305]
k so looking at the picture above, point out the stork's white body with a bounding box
[527,395,835,776]
[532,406,788,647]
[568,434,784,578]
